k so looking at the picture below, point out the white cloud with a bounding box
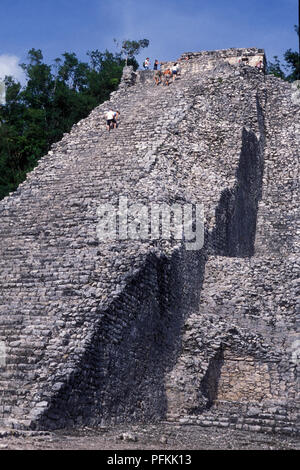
[0,81,5,105]
[0,54,25,83]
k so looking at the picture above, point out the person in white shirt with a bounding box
[172,63,180,82]
[105,109,118,131]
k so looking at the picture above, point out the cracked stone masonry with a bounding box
[0,47,299,435]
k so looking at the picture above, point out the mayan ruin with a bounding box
[0,47,299,447]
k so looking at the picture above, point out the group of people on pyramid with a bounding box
[143,58,181,86]
[104,57,183,131]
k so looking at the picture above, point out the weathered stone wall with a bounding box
[160,47,266,74]
[180,47,266,68]
[0,48,298,434]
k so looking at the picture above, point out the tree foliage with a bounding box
[268,26,300,82]
[121,39,149,62]
[0,42,146,199]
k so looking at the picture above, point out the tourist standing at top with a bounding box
[143,58,150,69]
[153,59,159,70]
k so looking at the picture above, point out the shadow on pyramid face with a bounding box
[211,126,264,258]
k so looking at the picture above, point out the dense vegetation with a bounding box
[0,40,148,200]
[267,26,300,81]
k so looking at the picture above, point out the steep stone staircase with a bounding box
[0,49,299,432]
[0,64,205,428]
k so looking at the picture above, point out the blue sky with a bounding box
[0,0,298,81]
